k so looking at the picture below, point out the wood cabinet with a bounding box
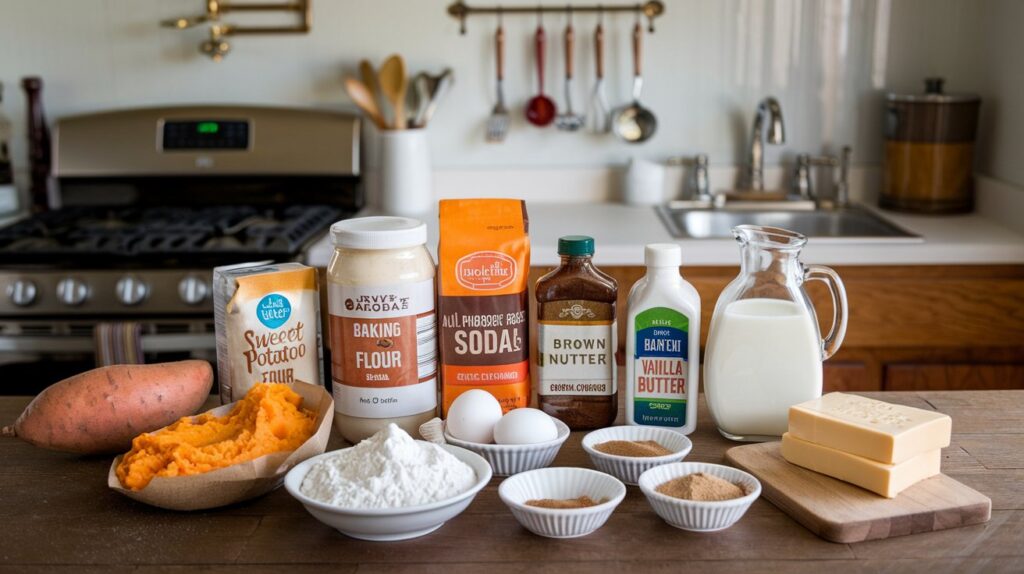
[322,264,1024,393]
[886,363,1024,390]
[527,264,1024,393]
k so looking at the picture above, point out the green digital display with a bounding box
[163,119,248,150]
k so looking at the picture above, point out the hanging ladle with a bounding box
[612,22,657,143]
[525,19,556,127]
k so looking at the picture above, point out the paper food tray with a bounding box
[107,381,333,511]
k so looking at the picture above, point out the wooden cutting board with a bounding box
[725,442,991,544]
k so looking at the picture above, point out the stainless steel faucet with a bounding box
[792,145,852,208]
[836,146,851,207]
[666,153,712,204]
[746,97,785,191]
[693,154,711,202]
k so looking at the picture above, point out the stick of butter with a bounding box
[788,392,951,464]
[781,433,941,498]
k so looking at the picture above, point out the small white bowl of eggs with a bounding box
[438,390,571,476]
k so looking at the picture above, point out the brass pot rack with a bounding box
[161,0,311,61]
[447,1,666,34]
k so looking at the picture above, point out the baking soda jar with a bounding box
[327,216,438,443]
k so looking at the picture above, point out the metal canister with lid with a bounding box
[881,77,981,214]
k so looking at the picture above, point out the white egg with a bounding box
[493,408,559,445]
[446,389,503,444]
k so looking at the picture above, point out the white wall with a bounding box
[0,1,890,170]
[0,0,1017,189]
[974,0,1024,189]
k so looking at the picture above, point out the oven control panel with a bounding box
[0,271,213,316]
[53,105,359,177]
[161,120,250,151]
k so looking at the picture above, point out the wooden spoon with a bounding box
[343,77,387,130]
[378,54,408,129]
[359,59,382,111]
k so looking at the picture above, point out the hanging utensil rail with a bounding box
[447,1,665,34]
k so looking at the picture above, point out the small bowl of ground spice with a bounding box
[498,467,626,538]
[581,426,693,485]
[638,462,761,532]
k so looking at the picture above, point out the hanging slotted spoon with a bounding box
[486,21,509,142]
[555,17,584,131]
[589,20,611,133]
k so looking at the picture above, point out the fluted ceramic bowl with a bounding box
[499,467,626,538]
[638,462,761,532]
[581,425,693,485]
[444,418,571,476]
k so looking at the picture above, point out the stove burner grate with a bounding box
[0,204,342,264]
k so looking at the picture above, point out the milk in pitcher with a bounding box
[704,298,822,438]
[702,225,848,442]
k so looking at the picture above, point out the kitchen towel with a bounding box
[94,322,144,366]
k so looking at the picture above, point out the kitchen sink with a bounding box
[655,205,920,240]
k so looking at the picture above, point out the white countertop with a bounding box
[307,202,1024,268]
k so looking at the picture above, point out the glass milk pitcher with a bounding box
[704,225,848,441]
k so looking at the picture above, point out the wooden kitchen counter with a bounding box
[2,391,1022,573]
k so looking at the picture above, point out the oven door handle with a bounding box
[0,333,216,353]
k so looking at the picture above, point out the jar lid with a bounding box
[558,235,595,256]
[330,216,427,250]
[887,77,980,104]
[645,243,682,267]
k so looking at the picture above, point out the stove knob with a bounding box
[178,275,210,306]
[56,277,90,307]
[7,279,38,307]
[116,275,150,306]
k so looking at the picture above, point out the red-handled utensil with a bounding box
[525,25,556,127]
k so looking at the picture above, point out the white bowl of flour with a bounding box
[284,424,492,541]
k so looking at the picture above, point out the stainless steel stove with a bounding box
[0,105,361,390]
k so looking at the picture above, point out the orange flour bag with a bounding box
[438,199,530,415]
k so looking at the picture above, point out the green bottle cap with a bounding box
[558,235,595,256]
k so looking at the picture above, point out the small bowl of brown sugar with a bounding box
[638,462,761,532]
[498,467,626,538]
[581,426,693,485]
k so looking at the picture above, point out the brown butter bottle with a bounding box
[535,236,618,430]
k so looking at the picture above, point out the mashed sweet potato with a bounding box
[116,383,317,491]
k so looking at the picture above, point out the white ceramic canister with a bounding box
[327,216,438,443]
[378,129,433,216]
[623,157,667,206]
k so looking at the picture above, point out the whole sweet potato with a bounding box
[2,360,213,454]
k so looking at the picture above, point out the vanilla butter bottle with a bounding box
[625,244,700,433]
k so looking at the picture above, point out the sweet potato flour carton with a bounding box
[438,199,530,415]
